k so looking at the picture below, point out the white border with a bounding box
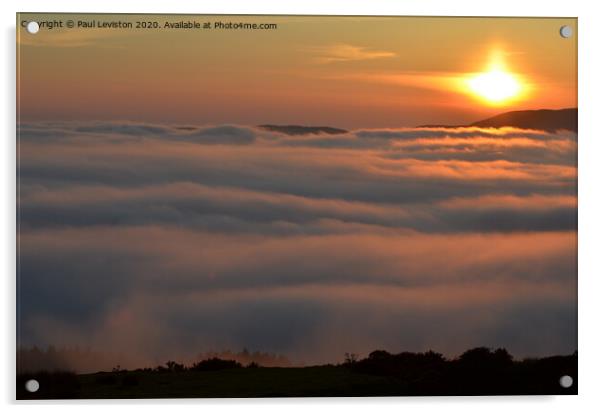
[2,0,601,411]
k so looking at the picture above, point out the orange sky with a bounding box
[17,14,577,127]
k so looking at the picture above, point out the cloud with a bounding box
[18,182,576,233]
[17,121,577,368]
[176,125,257,144]
[18,123,576,203]
[317,71,463,95]
[74,122,173,136]
[23,281,576,368]
[19,226,576,365]
[306,43,396,63]
[20,122,271,143]
[354,126,567,140]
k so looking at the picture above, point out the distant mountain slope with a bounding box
[260,108,577,135]
[419,108,577,132]
[470,108,577,132]
[258,124,348,135]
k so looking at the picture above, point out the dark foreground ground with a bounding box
[17,349,577,399]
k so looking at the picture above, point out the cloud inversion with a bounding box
[17,122,577,369]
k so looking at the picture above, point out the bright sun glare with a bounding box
[465,53,524,105]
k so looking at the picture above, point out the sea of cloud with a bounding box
[17,122,577,370]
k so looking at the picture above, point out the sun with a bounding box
[467,70,521,103]
[464,53,525,105]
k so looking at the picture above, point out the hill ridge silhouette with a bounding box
[259,108,577,135]
[419,108,577,132]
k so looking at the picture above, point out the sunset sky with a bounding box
[18,15,576,127]
[17,14,577,370]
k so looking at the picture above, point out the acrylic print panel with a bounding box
[16,14,577,398]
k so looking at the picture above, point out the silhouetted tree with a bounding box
[344,352,358,365]
[165,360,185,372]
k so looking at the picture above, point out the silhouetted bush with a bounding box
[352,349,445,377]
[448,347,515,394]
[190,357,242,371]
[457,347,513,368]
[195,349,291,367]
[345,347,577,395]
[368,350,391,360]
